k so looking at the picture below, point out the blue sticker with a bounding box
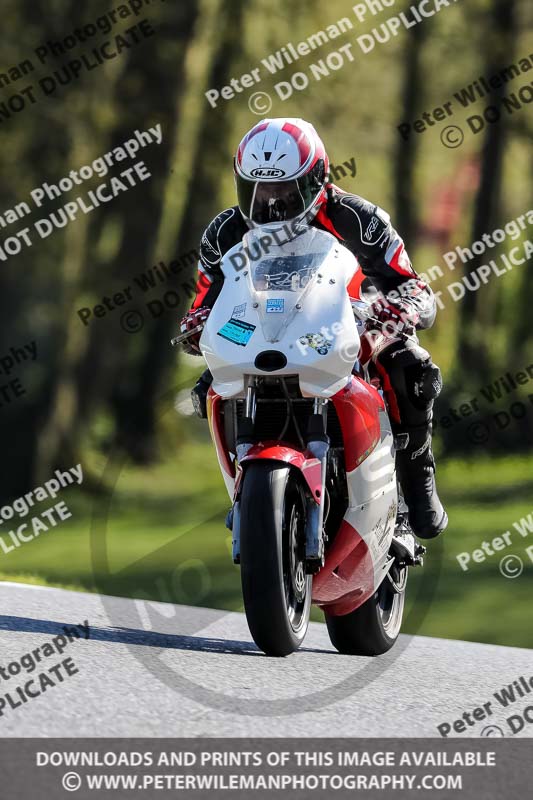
[217,318,256,346]
[266,298,284,313]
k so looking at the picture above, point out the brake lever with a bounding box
[170,323,205,347]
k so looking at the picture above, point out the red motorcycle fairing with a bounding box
[206,389,235,480]
[311,519,375,615]
[239,444,323,505]
[330,375,384,472]
[206,390,322,503]
[311,377,389,615]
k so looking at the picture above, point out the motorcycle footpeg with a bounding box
[411,542,426,567]
[390,531,424,567]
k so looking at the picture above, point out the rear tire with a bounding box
[240,462,312,656]
[324,569,407,656]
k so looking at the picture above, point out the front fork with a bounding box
[230,380,258,566]
[305,398,329,573]
[229,382,330,573]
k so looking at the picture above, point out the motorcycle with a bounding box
[172,225,425,657]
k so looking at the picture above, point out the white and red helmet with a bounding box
[234,118,329,228]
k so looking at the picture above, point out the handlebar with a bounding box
[170,305,414,348]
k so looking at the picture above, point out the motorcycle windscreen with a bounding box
[243,227,336,342]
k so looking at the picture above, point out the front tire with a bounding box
[324,568,407,656]
[240,462,312,656]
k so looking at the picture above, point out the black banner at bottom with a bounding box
[0,738,529,798]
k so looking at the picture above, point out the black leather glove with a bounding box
[179,307,210,355]
[367,297,420,337]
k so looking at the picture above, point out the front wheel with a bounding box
[324,568,407,656]
[240,462,312,656]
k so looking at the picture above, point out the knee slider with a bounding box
[407,361,442,408]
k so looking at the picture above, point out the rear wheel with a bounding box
[240,462,312,656]
[324,568,407,655]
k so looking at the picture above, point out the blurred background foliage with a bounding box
[0,0,532,646]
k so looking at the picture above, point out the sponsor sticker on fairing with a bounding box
[232,303,247,318]
[298,333,332,356]
[266,298,284,313]
[217,318,256,346]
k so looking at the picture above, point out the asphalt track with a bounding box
[0,583,531,738]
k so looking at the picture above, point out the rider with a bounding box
[180,118,447,540]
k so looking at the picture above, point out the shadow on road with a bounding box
[0,615,332,657]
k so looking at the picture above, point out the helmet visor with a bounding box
[236,160,325,225]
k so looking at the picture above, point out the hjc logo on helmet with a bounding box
[250,168,286,178]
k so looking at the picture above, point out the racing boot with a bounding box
[394,422,448,539]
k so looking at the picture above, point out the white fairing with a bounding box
[344,408,398,585]
[200,227,360,398]
[200,225,398,594]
